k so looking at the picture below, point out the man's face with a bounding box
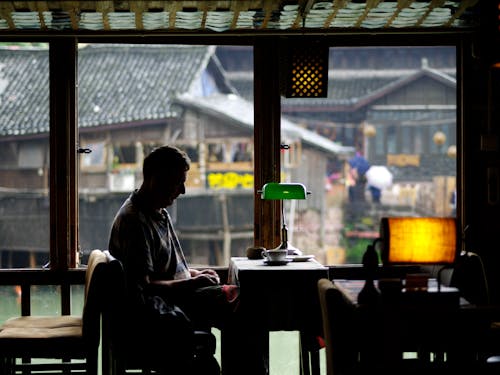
[152,170,187,208]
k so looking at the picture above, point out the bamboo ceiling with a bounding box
[0,1,481,34]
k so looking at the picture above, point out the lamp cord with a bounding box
[461,250,490,305]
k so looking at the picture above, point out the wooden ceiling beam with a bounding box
[0,2,15,29]
[0,0,481,33]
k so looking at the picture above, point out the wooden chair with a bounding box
[0,249,109,375]
[101,250,220,375]
[317,278,359,375]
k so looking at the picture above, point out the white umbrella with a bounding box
[365,166,393,190]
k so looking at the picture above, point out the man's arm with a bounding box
[146,270,220,294]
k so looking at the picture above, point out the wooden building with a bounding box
[0,43,352,266]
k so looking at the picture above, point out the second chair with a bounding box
[101,250,220,375]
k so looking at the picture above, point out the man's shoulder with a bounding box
[114,195,146,224]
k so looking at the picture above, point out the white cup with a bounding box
[262,249,288,262]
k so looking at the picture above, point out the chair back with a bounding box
[450,252,490,305]
[82,249,109,346]
[102,250,128,344]
[101,251,217,374]
[102,250,165,373]
[318,278,358,375]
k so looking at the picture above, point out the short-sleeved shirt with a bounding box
[108,190,190,312]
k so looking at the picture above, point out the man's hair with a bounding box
[143,145,190,180]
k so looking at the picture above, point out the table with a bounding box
[222,257,328,375]
[331,279,495,372]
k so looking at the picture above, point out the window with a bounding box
[0,42,458,270]
[81,141,106,171]
[282,46,457,265]
[77,44,255,267]
[112,144,139,168]
[0,45,50,269]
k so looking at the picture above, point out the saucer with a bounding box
[289,255,315,262]
[263,259,292,266]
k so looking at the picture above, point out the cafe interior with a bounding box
[1,0,500,374]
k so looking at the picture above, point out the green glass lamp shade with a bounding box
[260,182,308,200]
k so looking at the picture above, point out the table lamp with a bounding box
[259,182,309,255]
[379,217,458,292]
[379,217,458,265]
[359,217,458,304]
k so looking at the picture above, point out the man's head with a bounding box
[141,145,191,208]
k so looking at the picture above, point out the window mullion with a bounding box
[49,39,78,270]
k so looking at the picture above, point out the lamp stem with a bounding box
[279,203,289,249]
[281,222,288,247]
[282,202,286,231]
[272,202,302,255]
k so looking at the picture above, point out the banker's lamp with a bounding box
[259,182,309,255]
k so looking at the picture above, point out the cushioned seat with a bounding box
[1,315,82,329]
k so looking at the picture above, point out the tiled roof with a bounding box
[222,46,457,107]
[0,47,50,136]
[77,44,224,128]
[228,67,456,109]
[175,92,354,155]
[0,44,230,136]
[0,1,480,34]
[0,43,353,156]
[367,109,456,124]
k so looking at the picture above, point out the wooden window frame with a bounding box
[24,31,468,270]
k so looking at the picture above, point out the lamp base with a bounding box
[358,243,380,304]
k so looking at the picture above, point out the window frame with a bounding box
[5,32,465,270]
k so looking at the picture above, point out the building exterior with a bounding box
[218,45,457,216]
[0,44,352,266]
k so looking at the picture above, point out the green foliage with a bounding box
[341,202,379,264]
[343,238,371,263]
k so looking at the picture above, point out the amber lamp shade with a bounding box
[379,217,458,265]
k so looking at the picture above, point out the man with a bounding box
[108,145,237,374]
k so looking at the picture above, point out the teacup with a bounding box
[262,249,288,262]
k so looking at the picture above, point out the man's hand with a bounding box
[190,268,220,286]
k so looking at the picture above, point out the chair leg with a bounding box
[310,349,320,375]
[6,357,15,375]
[300,331,321,375]
[21,356,31,375]
[1,356,14,375]
[87,353,98,375]
[300,332,311,375]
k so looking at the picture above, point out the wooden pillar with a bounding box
[253,39,282,250]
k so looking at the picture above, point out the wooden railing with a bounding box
[0,268,86,317]
[0,267,230,318]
